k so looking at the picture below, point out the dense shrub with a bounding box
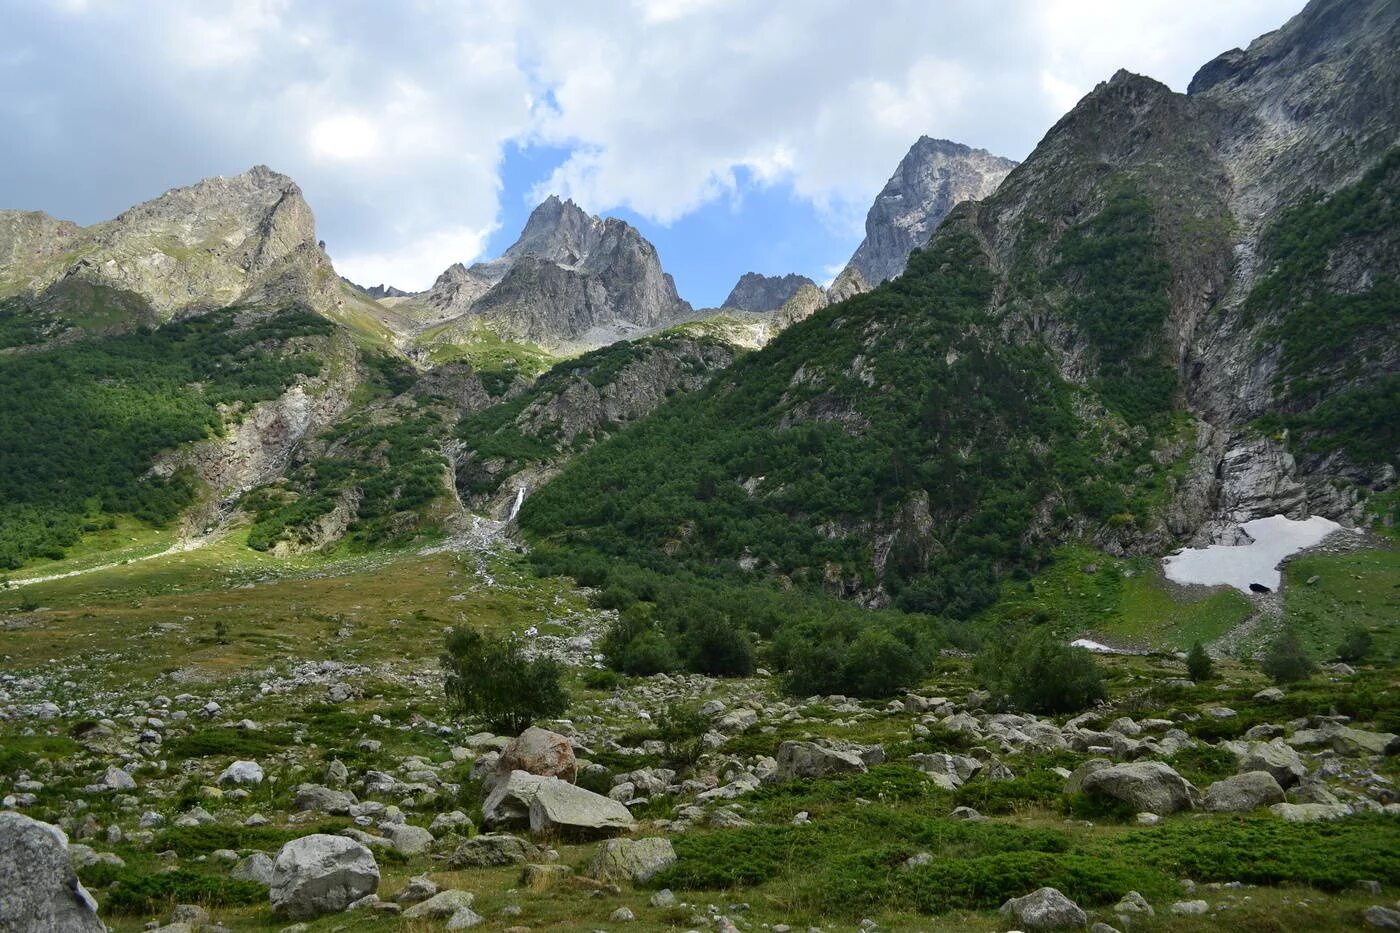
[1261,627,1316,684]
[773,615,939,699]
[974,627,1106,714]
[1186,640,1214,682]
[1337,625,1373,664]
[94,868,265,914]
[442,627,568,734]
[679,611,755,676]
[655,702,710,772]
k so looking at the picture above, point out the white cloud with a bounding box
[334,223,496,292]
[1,0,1305,290]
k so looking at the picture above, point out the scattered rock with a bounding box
[1204,771,1286,812]
[448,833,544,868]
[776,741,868,781]
[231,852,276,885]
[402,889,475,920]
[587,836,677,883]
[269,834,379,920]
[496,726,578,783]
[1078,762,1199,814]
[998,886,1087,930]
[219,760,265,786]
[528,778,637,836]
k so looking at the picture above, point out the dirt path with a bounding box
[6,531,220,588]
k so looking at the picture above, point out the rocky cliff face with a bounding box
[0,166,346,323]
[722,272,817,312]
[835,137,1016,295]
[404,196,692,351]
[454,334,735,518]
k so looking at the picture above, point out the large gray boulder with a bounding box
[447,833,544,868]
[292,783,357,815]
[528,778,637,837]
[402,889,475,920]
[495,727,577,783]
[230,852,276,885]
[586,837,677,883]
[999,886,1087,930]
[1079,762,1199,814]
[1241,738,1308,787]
[269,834,379,920]
[1204,771,1286,812]
[0,813,106,932]
[776,741,868,781]
[482,770,547,827]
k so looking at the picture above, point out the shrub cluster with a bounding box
[974,626,1106,714]
[442,627,568,734]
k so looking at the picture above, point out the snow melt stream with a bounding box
[1162,514,1340,593]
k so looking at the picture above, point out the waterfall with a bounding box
[507,485,526,522]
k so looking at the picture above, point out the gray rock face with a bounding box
[405,195,691,350]
[1078,762,1199,814]
[527,777,637,837]
[0,165,344,322]
[837,137,1016,294]
[1240,738,1308,788]
[586,837,677,883]
[776,741,868,781]
[482,771,548,828]
[447,833,543,868]
[999,886,1088,930]
[721,272,817,312]
[231,852,276,886]
[269,834,379,919]
[1204,771,1286,812]
[401,889,475,920]
[0,813,106,932]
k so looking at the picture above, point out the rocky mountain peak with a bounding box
[722,272,818,312]
[503,195,605,268]
[836,137,1017,295]
[0,165,332,321]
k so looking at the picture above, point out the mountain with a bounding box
[521,0,1398,616]
[402,196,692,351]
[829,137,1017,300]
[722,272,818,312]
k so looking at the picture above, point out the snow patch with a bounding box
[1162,514,1340,594]
[1070,638,1118,653]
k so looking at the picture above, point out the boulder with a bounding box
[394,874,438,905]
[231,852,276,885]
[380,823,433,856]
[1063,758,1113,794]
[1241,738,1307,787]
[1269,802,1352,822]
[482,771,547,828]
[775,741,867,781]
[999,886,1087,930]
[908,753,981,788]
[1331,727,1400,757]
[1364,905,1400,930]
[269,834,379,920]
[1079,762,1198,814]
[586,837,677,883]
[402,889,475,920]
[218,760,264,786]
[447,906,485,929]
[447,833,544,868]
[1204,771,1286,812]
[495,727,577,783]
[0,813,105,932]
[528,778,637,836]
[293,783,357,815]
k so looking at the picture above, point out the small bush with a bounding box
[1337,625,1373,664]
[442,627,569,734]
[581,668,621,691]
[655,702,710,772]
[974,627,1106,714]
[1186,640,1214,682]
[618,631,680,676]
[1261,627,1315,684]
[952,770,1064,815]
[161,728,290,760]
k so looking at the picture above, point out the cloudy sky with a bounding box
[1,0,1303,306]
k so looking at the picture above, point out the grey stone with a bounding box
[402,889,475,920]
[481,770,547,828]
[495,726,577,783]
[1241,738,1308,788]
[0,813,105,932]
[998,886,1087,930]
[447,833,543,868]
[528,778,637,836]
[218,760,264,786]
[1079,762,1199,814]
[293,783,356,815]
[1204,771,1286,812]
[1364,905,1400,929]
[1269,802,1352,822]
[231,852,276,885]
[776,741,867,781]
[394,875,437,905]
[380,823,433,856]
[587,836,677,883]
[269,834,379,920]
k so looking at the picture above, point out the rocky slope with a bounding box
[721,272,817,312]
[402,197,692,352]
[829,137,1017,300]
[523,0,1399,612]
